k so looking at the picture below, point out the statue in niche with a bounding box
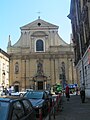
[61,62,65,73]
[15,62,19,74]
[37,62,43,75]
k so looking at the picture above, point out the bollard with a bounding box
[56,95,59,112]
[59,93,61,103]
[52,99,55,119]
[57,93,62,112]
[52,98,55,107]
[58,93,61,98]
[48,101,51,120]
[39,108,42,120]
[56,95,59,103]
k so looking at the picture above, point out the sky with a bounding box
[0,0,71,52]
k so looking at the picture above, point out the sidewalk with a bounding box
[53,95,90,120]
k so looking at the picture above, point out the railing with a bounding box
[38,93,62,120]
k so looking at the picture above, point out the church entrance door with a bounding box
[14,85,19,92]
[38,81,43,90]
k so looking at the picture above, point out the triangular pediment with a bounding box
[20,18,59,30]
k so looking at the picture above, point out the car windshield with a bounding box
[0,101,9,120]
[24,91,43,99]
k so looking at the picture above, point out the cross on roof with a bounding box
[37,11,41,19]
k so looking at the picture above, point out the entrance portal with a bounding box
[14,85,19,92]
[38,81,43,90]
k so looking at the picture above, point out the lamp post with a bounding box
[70,59,74,84]
[61,62,66,90]
[24,59,26,90]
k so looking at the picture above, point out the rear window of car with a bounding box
[24,91,43,99]
[22,99,33,113]
[0,101,9,120]
[12,101,25,120]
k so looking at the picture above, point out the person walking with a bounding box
[8,86,12,96]
[65,84,70,101]
[80,83,85,103]
[5,88,8,95]
[76,86,79,95]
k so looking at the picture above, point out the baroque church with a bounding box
[7,17,77,92]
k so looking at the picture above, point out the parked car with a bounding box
[0,96,36,120]
[24,90,49,117]
[11,89,33,96]
[44,90,53,107]
[11,91,26,96]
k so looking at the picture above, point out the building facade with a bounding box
[7,18,77,92]
[68,0,90,98]
[0,48,9,89]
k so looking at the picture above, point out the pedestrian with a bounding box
[5,88,8,95]
[65,84,70,101]
[76,87,78,95]
[80,83,85,103]
[8,86,12,96]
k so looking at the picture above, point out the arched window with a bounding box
[36,40,44,51]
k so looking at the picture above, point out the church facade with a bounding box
[7,18,77,91]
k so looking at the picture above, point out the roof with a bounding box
[0,48,10,58]
[0,96,24,102]
[20,18,59,30]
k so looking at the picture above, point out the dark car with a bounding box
[24,90,49,117]
[44,90,53,107]
[0,96,36,120]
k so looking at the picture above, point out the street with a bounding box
[51,95,90,120]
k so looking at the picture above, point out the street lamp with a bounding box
[70,59,74,84]
[24,59,26,90]
[61,62,66,89]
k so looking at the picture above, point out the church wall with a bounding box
[9,53,77,90]
[7,18,77,90]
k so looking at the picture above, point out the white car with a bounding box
[11,89,33,96]
[11,91,26,96]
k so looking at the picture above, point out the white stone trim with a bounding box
[35,38,45,52]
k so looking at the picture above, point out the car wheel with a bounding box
[20,93,23,97]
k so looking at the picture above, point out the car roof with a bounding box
[0,96,24,102]
[27,90,45,92]
[26,90,46,94]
